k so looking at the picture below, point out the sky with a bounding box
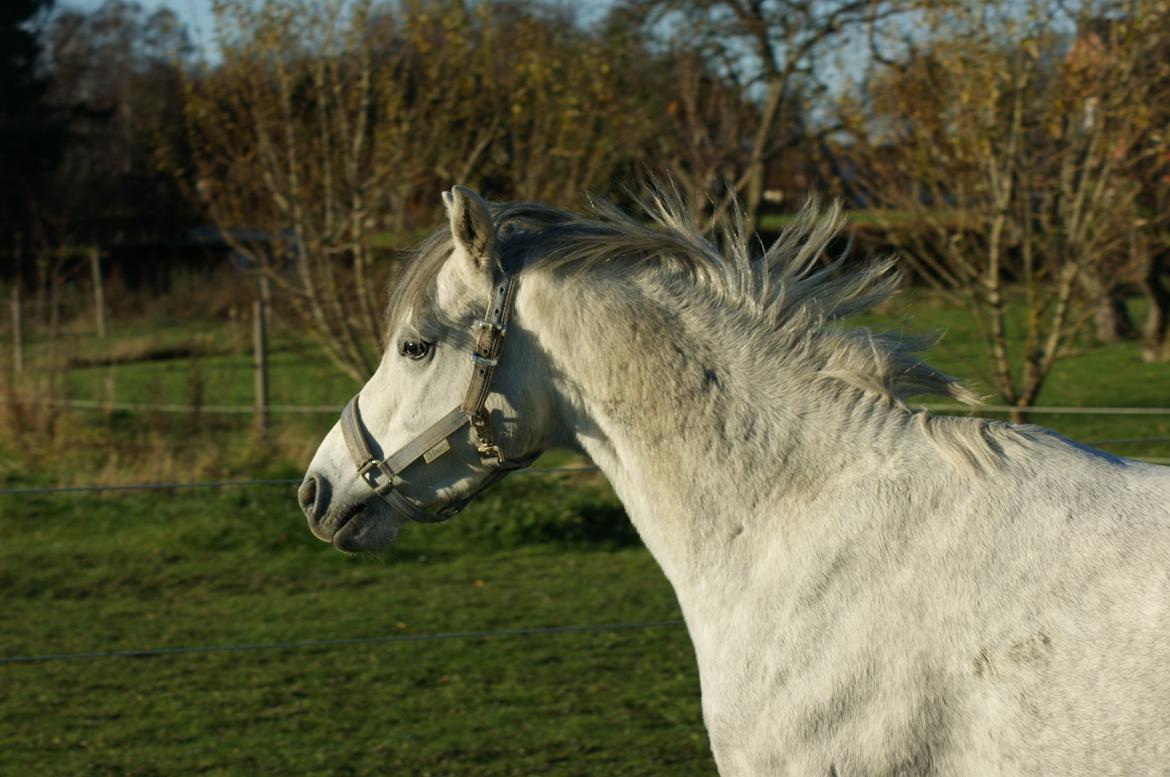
[66,0,226,59]
[63,0,617,62]
[60,0,867,96]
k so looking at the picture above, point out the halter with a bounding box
[338,263,531,523]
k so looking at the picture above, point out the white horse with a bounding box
[300,186,1170,776]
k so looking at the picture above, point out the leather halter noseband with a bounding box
[338,263,530,523]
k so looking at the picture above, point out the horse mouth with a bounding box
[329,502,400,552]
[329,503,366,547]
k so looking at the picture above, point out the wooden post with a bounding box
[10,285,22,374]
[48,268,60,341]
[253,298,269,433]
[90,248,107,339]
[258,274,272,329]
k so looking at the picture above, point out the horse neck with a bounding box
[517,269,922,589]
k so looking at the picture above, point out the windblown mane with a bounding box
[388,190,979,410]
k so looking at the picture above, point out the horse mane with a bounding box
[386,189,1027,470]
[391,189,979,407]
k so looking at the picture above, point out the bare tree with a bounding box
[469,4,663,204]
[1136,223,1170,362]
[1131,10,1170,361]
[190,0,571,380]
[649,44,759,227]
[183,0,675,381]
[842,0,1166,419]
[1064,17,1157,344]
[185,0,416,382]
[635,0,907,232]
[45,1,194,243]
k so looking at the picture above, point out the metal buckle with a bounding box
[477,444,506,467]
[357,458,392,486]
[470,352,498,368]
[476,320,507,334]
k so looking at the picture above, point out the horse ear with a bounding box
[444,185,496,272]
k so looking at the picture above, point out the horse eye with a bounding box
[400,340,431,360]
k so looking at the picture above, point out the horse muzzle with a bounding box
[298,473,405,550]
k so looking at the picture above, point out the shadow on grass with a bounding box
[451,475,638,550]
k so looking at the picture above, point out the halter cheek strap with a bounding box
[338,265,529,523]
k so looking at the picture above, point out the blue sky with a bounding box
[60,0,866,93]
[65,0,222,59]
[63,0,616,60]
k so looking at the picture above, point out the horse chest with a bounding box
[700,646,963,777]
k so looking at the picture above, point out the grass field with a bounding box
[1,487,710,776]
[1,289,1168,775]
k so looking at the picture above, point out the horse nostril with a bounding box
[298,475,326,519]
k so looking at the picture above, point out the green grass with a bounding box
[2,288,1169,775]
[7,291,1169,468]
[2,308,717,775]
[1,485,711,776]
[855,293,1170,455]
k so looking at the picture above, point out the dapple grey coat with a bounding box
[302,187,1170,776]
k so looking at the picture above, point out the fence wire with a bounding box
[3,402,1168,666]
[0,620,687,666]
[1086,435,1170,446]
[0,466,600,496]
[920,403,1170,416]
[5,395,338,414]
[0,478,300,496]
[7,394,1170,416]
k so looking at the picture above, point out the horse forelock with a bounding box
[382,228,459,348]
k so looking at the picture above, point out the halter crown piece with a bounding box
[338,262,529,523]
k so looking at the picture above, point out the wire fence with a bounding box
[6,451,1169,497]
[5,393,1170,462]
[3,393,1168,669]
[0,462,628,669]
[4,395,338,414]
[6,424,1167,665]
[8,393,1170,417]
[5,322,1167,732]
[3,393,1170,496]
[1085,435,1170,446]
[921,403,1170,416]
[0,619,686,667]
[0,478,301,496]
[6,283,1166,687]
[0,466,600,496]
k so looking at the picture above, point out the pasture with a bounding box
[1,291,1167,775]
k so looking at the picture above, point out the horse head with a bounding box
[298,186,560,552]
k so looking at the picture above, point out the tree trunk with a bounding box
[1093,287,1136,343]
[744,155,766,236]
[1083,270,1136,343]
[742,78,785,236]
[1140,247,1170,362]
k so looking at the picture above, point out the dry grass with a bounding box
[0,347,323,487]
[42,333,232,370]
[1,404,319,487]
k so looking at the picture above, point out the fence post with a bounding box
[10,285,22,374]
[90,248,107,339]
[48,265,61,341]
[253,297,268,434]
[258,274,272,316]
